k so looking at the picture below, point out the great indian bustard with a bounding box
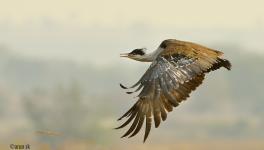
[117,39,231,142]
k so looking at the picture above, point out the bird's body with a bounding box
[117,39,231,142]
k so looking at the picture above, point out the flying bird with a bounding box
[117,39,231,142]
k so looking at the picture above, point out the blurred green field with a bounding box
[0,48,264,150]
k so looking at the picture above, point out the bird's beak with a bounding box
[120,53,129,57]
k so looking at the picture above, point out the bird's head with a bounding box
[120,48,147,61]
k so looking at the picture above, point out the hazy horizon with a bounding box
[1,0,264,67]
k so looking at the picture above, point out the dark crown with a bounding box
[129,48,145,56]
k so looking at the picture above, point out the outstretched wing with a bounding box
[117,39,231,142]
[117,55,205,142]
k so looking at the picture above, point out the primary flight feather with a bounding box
[117,39,231,142]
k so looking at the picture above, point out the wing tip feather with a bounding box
[120,83,128,89]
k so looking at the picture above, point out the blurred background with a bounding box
[0,0,264,149]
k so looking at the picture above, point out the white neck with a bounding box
[139,47,164,62]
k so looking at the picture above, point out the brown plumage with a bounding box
[117,39,231,142]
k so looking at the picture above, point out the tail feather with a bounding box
[220,59,231,70]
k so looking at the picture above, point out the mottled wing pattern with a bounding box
[117,55,205,142]
[159,39,231,72]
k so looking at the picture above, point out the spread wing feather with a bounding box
[117,39,231,142]
[116,55,205,142]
